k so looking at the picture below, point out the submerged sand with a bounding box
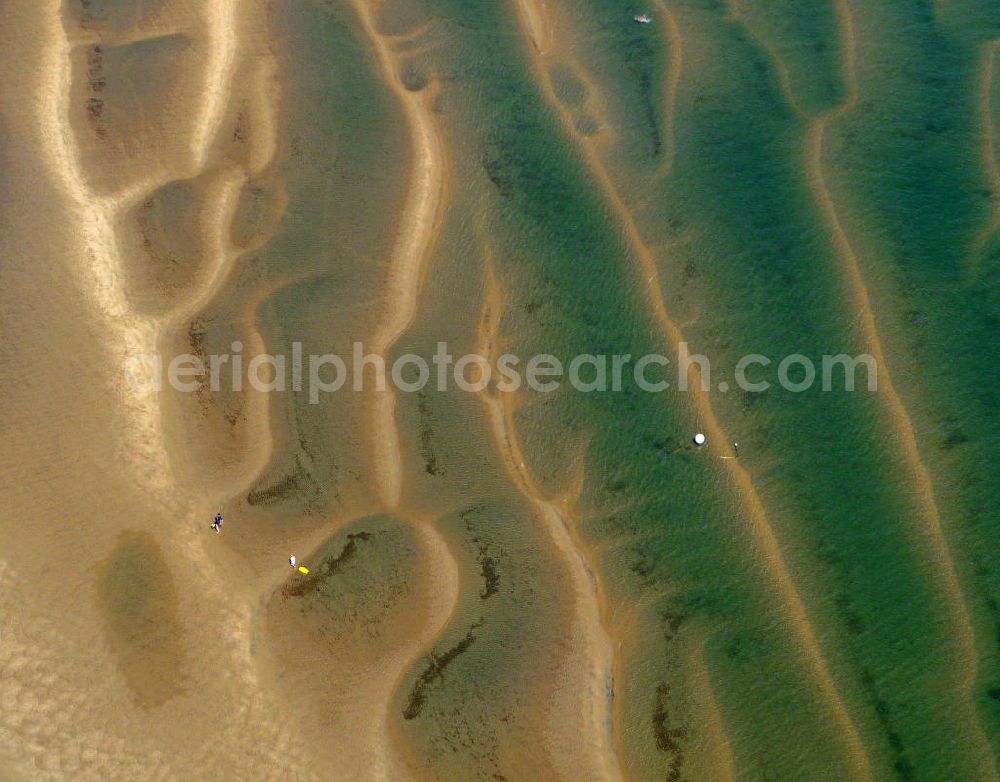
[3,0,999,780]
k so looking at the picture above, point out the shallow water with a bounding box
[1,0,999,779]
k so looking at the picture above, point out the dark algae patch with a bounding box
[859,670,915,781]
[457,505,502,600]
[247,448,324,510]
[282,531,372,598]
[651,683,687,782]
[416,390,441,476]
[477,545,499,600]
[403,620,483,720]
[247,468,301,506]
[650,611,688,781]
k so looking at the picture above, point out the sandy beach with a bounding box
[3,0,1000,779]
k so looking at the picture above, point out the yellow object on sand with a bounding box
[298,566,309,574]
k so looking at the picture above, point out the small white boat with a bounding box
[634,14,652,24]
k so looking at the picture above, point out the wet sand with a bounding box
[347,0,448,511]
[4,0,1000,779]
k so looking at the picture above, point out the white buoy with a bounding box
[694,433,706,446]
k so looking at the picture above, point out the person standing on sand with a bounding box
[289,555,296,568]
[212,512,224,533]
